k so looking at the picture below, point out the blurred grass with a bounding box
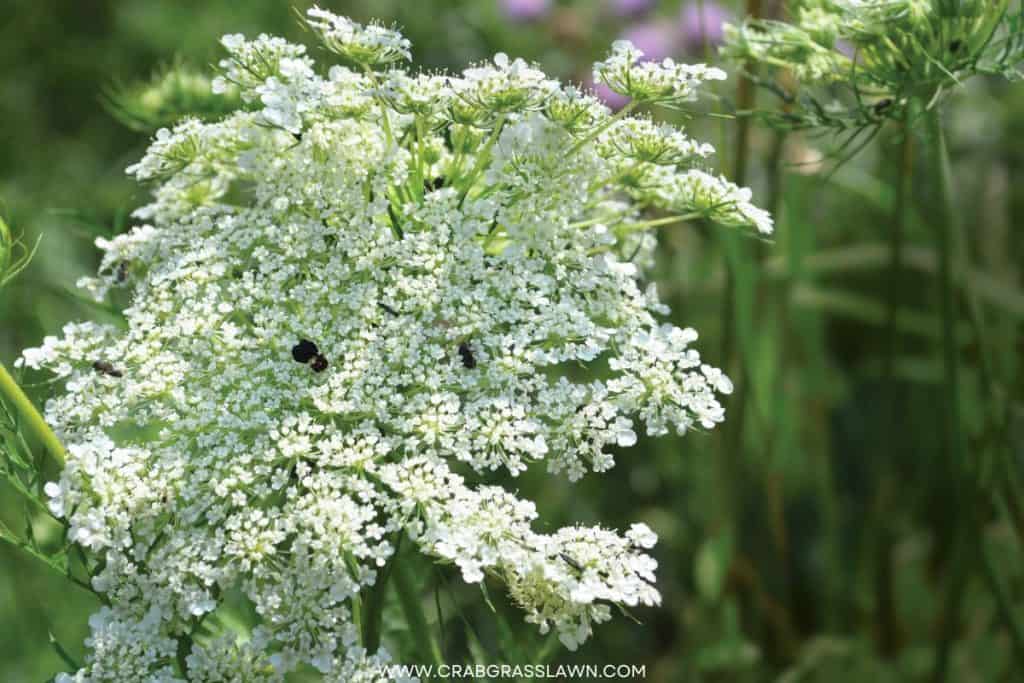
[1,1,1022,681]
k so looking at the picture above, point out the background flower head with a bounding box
[499,0,551,22]
[679,1,731,55]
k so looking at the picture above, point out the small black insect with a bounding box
[292,339,319,364]
[424,176,447,192]
[292,339,329,373]
[92,361,123,378]
[310,354,329,373]
[560,553,583,572]
[378,302,398,316]
[458,342,476,369]
[872,98,894,115]
[115,262,129,283]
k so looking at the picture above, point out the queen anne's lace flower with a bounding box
[305,8,412,66]
[594,40,727,106]
[23,8,769,679]
[600,118,716,166]
[723,0,1024,100]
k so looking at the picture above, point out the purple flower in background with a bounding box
[500,0,551,22]
[679,1,731,55]
[610,0,656,18]
[621,20,677,62]
[587,77,632,111]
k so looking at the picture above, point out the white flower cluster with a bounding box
[594,40,727,106]
[23,8,769,680]
[723,0,1020,91]
[722,10,850,85]
[600,118,715,166]
[650,169,774,236]
[835,0,931,23]
[305,8,412,66]
[380,458,660,650]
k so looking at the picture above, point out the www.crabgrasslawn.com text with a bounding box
[379,663,647,679]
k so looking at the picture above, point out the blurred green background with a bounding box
[1,1,1022,681]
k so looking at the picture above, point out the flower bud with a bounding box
[106,63,241,132]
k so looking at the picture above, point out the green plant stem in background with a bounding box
[721,0,763,365]
[919,103,1024,681]
[922,102,968,683]
[716,0,766,649]
[394,558,445,670]
[730,0,761,192]
[976,518,1024,667]
[361,534,403,654]
[1002,465,1024,546]
[882,108,914,386]
[876,105,914,656]
[0,362,64,467]
[696,0,710,60]
[758,126,798,649]
[718,0,764,488]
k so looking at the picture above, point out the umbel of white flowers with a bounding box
[722,0,1023,116]
[21,7,770,681]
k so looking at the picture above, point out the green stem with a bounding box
[921,104,969,683]
[617,211,704,232]
[924,103,965,491]
[697,0,710,60]
[566,100,638,157]
[976,527,1024,669]
[362,534,403,654]
[363,66,395,150]
[1002,473,1024,547]
[757,127,795,639]
[0,361,64,467]
[457,115,507,207]
[0,522,104,602]
[393,558,445,668]
[715,0,764,645]
[882,107,914,383]
[720,0,763,366]
[730,0,763,187]
[876,105,914,656]
[176,633,193,677]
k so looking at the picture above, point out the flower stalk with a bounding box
[394,558,445,669]
[0,361,64,467]
[920,99,967,683]
[921,101,1024,681]
[875,103,915,654]
[361,534,403,654]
